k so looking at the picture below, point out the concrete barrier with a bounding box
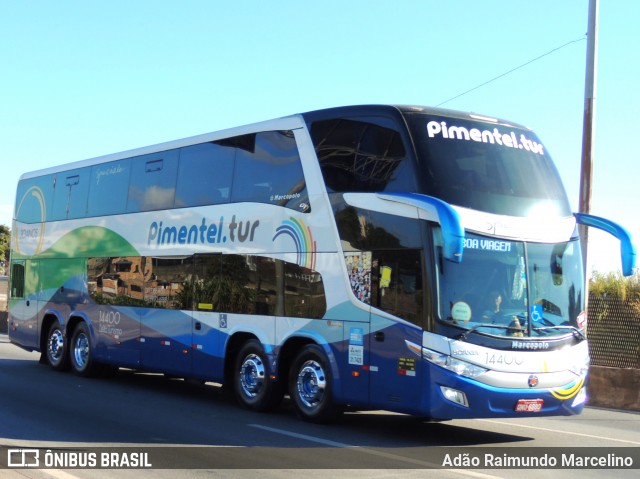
[587,365,640,412]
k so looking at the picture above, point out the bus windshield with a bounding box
[404,112,572,218]
[434,230,585,339]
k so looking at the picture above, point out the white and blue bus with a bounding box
[9,105,636,422]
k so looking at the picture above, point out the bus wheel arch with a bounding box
[276,336,315,389]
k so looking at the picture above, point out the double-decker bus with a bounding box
[8,105,635,422]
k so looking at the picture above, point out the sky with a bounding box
[0,0,637,275]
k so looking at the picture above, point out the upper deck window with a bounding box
[127,149,180,212]
[88,158,132,217]
[230,131,308,212]
[310,117,416,193]
[175,142,234,207]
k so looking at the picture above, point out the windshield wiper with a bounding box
[457,323,514,341]
[532,325,586,341]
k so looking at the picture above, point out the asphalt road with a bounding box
[0,334,638,479]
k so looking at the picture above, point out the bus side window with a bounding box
[371,249,424,327]
[230,131,308,212]
[15,176,55,224]
[10,262,25,298]
[88,159,132,217]
[175,142,234,208]
[51,168,90,220]
[127,150,179,213]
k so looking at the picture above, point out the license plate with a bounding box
[515,399,543,412]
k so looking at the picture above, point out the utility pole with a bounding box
[579,0,599,281]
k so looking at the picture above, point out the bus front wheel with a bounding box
[233,340,283,412]
[288,344,338,423]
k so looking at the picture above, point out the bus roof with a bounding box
[18,104,529,181]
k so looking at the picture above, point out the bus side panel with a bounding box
[368,316,425,415]
[139,307,193,375]
[85,305,141,369]
[337,321,371,409]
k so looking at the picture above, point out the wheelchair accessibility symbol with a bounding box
[531,304,543,322]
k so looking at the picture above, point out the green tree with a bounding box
[0,225,9,275]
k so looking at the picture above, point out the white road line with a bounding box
[41,471,82,479]
[477,419,640,446]
[249,424,503,478]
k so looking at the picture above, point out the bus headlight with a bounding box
[422,348,488,379]
[570,356,590,377]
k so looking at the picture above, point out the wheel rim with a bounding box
[239,353,265,398]
[296,360,326,409]
[48,329,64,363]
[73,332,89,370]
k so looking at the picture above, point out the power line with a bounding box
[436,35,587,107]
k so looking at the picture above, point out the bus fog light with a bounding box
[440,386,469,407]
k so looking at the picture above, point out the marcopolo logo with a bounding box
[426,120,545,155]
[147,215,260,246]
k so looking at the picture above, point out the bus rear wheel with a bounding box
[233,339,283,412]
[288,344,338,423]
[46,321,69,371]
[70,322,101,377]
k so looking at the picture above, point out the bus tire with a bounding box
[46,321,69,371]
[69,322,101,377]
[234,339,283,412]
[289,344,338,423]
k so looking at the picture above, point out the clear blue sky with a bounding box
[1,1,637,274]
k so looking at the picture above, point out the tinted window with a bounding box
[145,256,191,309]
[88,159,132,216]
[10,262,25,298]
[88,253,326,319]
[15,176,54,224]
[310,117,415,193]
[191,254,258,314]
[127,150,179,212]
[334,202,423,251]
[51,168,90,220]
[405,113,571,217]
[88,256,191,309]
[231,131,308,212]
[371,249,423,327]
[284,262,326,318]
[175,142,234,207]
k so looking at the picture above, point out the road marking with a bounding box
[249,424,503,478]
[477,419,640,445]
[41,471,82,479]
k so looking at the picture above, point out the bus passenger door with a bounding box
[368,250,424,414]
[9,260,40,349]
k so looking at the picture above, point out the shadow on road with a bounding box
[0,351,532,453]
